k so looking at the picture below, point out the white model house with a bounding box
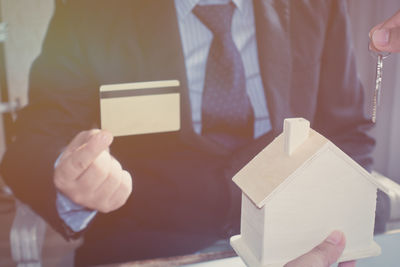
[230,118,383,267]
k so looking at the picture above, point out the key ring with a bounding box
[369,47,391,59]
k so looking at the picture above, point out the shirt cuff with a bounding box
[56,191,97,232]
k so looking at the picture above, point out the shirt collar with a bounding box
[175,0,246,21]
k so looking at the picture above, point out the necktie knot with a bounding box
[193,2,235,36]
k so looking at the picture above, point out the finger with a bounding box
[371,26,400,53]
[369,23,384,52]
[93,157,123,193]
[110,155,122,171]
[285,231,346,267]
[92,170,123,213]
[63,129,101,156]
[369,23,384,40]
[106,170,133,211]
[381,10,400,29]
[310,231,346,265]
[58,131,113,180]
[370,10,400,36]
[370,10,400,53]
[75,150,112,193]
[338,260,356,267]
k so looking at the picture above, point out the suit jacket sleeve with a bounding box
[314,0,375,170]
[0,1,99,238]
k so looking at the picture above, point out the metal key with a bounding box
[371,52,390,123]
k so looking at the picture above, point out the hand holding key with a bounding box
[369,9,400,122]
[54,129,133,213]
[369,9,400,53]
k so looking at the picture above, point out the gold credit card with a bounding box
[100,80,180,137]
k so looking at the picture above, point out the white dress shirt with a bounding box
[175,0,271,138]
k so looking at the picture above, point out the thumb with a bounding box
[339,260,357,267]
[285,231,346,267]
[372,26,400,53]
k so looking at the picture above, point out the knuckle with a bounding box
[76,131,88,139]
[99,202,114,213]
[310,249,329,267]
[79,129,98,139]
[54,162,68,178]
[91,161,108,179]
[70,156,86,172]
[112,158,122,171]
[120,191,131,205]
[122,178,133,195]
[78,178,93,193]
[125,171,134,190]
[71,193,84,206]
[88,129,101,136]
[116,182,132,206]
[96,204,107,213]
[110,196,125,211]
[115,199,127,210]
[83,193,101,210]
[53,176,65,190]
[54,172,72,191]
[117,188,129,204]
[70,190,93,207]
[111,172,123,187]
[121,170,132,182]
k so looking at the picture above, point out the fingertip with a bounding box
[368,43,374,51]
[369,29,373,39]
[96,130,114,146]
[326,230,344,246]
[123,170,133,190]
[101,129,113,137]
[339,260,357,267]
[372,28,390,47]
[341,231,347,246]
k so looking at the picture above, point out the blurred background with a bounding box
[1,0,399,185]
[0,0,399,266]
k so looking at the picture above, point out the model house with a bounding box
[230,118,383,267]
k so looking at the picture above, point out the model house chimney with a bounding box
[283,118,310,156]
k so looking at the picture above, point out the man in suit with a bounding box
[1,0,371,266]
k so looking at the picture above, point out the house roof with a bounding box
[232,129,384,208]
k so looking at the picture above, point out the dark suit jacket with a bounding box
[1,0,375,265]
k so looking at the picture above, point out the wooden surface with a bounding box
[233,118,383,266]
[197,231,400,267]
[1,195,400,267]
[283,118,310,156]
[100,231,400,267]
[232,129,328,208]
[102,250,237,267]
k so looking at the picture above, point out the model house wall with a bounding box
[231,118,382,266]
[240,193,265,262]
[262,147,378,263]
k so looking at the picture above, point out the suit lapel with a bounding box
[132,0,189,130]
[253,0,292,134]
